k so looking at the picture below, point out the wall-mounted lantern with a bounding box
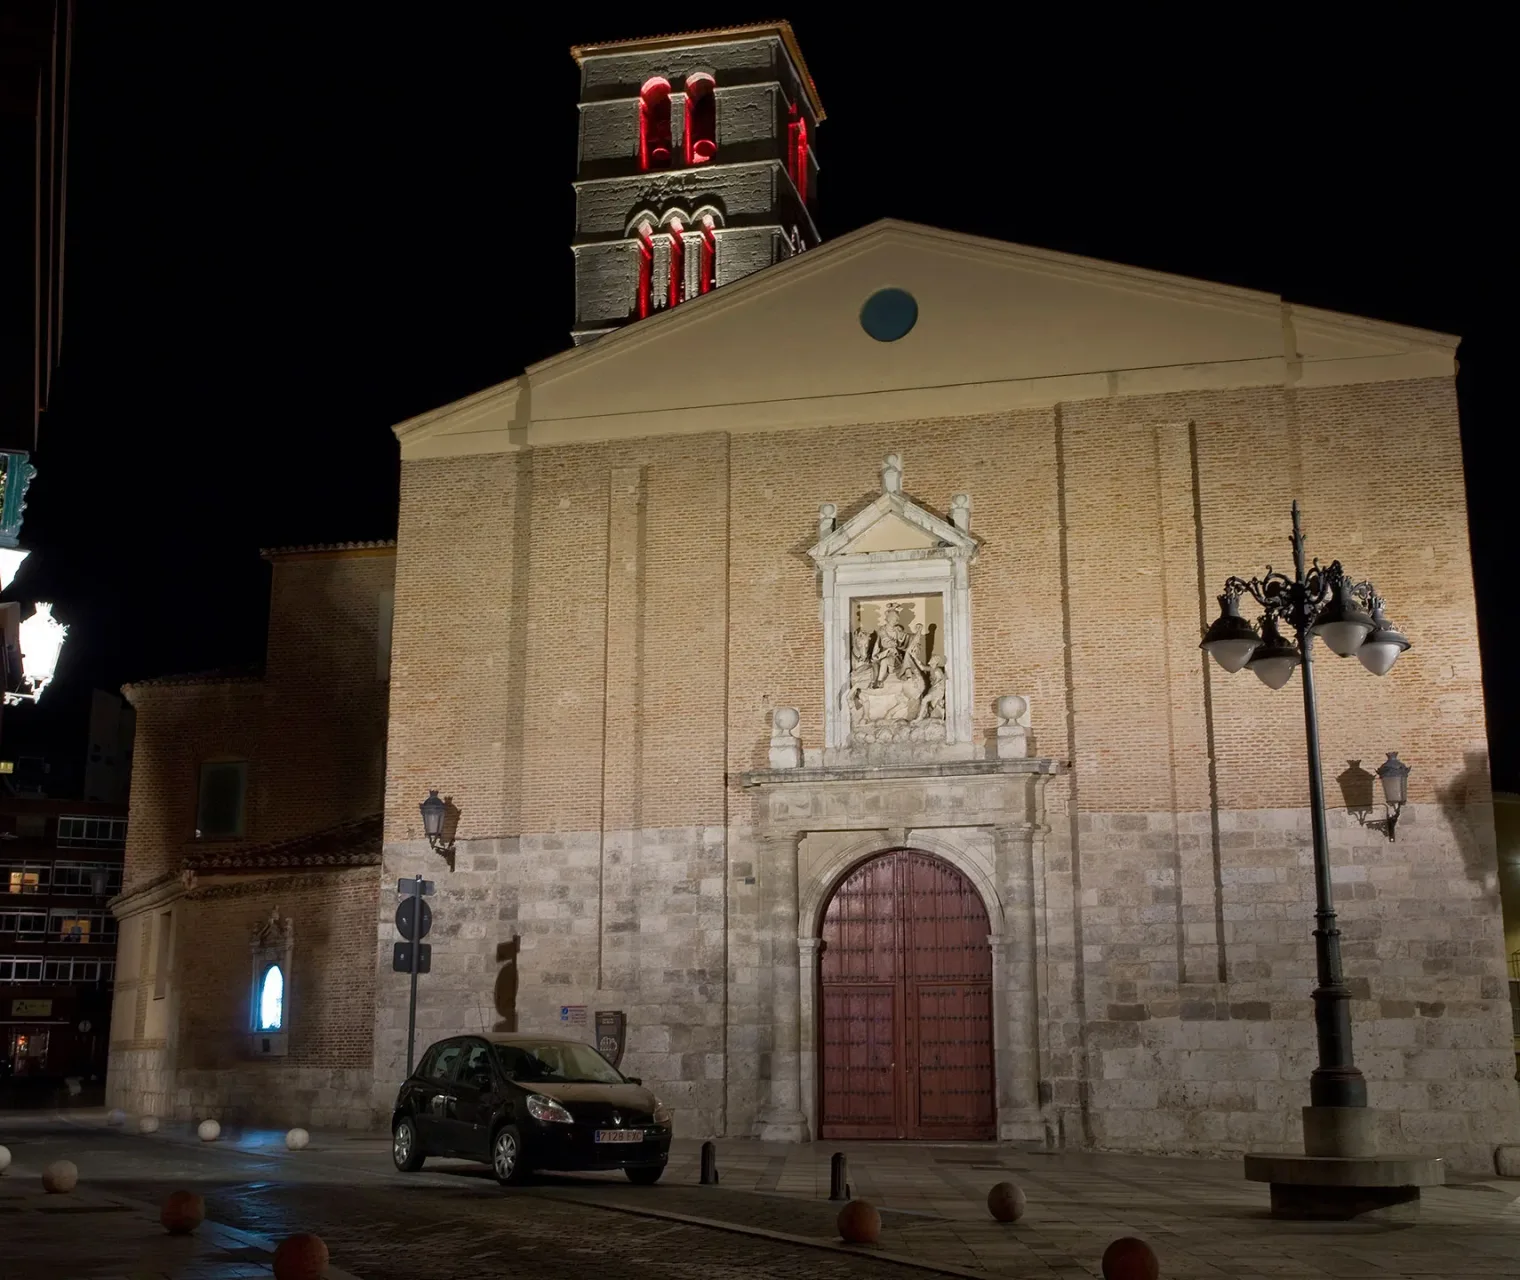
[1372,752,1411,841]
[419,789,455,859]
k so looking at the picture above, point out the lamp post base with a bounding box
[1243,1153,1445,1221]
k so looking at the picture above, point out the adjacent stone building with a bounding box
[108,22,1519,1171]
[105,543,394,1128]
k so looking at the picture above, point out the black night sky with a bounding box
[8,14,1515,787]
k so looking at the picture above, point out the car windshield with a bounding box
[493,1041,625,1085]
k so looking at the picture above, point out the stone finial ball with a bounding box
[285,1127,310,1151]
[160,1189,205,1235]
[986,1180,1027,1222]
[197,1119,221,1143]
[273,1232,331,1280]
[42,1160,78,1194]
[837,1198,881,1245]
[138,1115,160,1134]
[995,695,1028,723]
[0,1144,11,1174]
[1102,1236,1159,1280]
[774,706,800,732]
[107,1108,127,1126]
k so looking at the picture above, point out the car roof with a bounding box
[474,1032,589,1046]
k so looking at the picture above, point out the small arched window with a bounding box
[685,73,716,165]
[258,963,284,1031]
[699,217,717,295]
[639,77,673,171]
[667,219,686,308]
[635,222,655,319]
[787,104,809,203]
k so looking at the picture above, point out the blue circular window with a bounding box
[859,288,918,342]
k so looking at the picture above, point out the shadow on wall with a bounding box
[1435,750,1498,891]
[493,936,520,1033]
[1335,760,1377,824]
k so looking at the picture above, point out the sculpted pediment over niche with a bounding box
[808,455,979,764]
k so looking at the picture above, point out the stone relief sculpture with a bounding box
[847,603,946,739]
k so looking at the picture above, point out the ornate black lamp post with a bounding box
[1201,502,1410,1114]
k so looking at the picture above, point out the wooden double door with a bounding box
[818,849,996,1140]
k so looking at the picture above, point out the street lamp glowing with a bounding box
[5,602,68,705]
[1357,604,1410,677]
[1246,615,1300,690]
[1312,577,1375,658]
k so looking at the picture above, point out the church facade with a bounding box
[109,23,1517,1172]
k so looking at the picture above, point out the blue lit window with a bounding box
[258,964,284,1032]
[859,288,918,342]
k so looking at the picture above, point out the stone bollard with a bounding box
[285,1127,310,1151]
[197,1119,221,1143]
[0,1144,11,1175]
[699,1140,719,1185]
[1102,1236,1159,1280]
[160,1189,205,1235]
[273,1232,330,1280]
[138,1116,160,1134]
[106,1108,127,1127]
[987,1180,1026,1222]
[42,1160,78,1194]
[837,1198,881,1245]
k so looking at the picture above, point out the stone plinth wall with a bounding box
[174,1067,377,1129]
[1069,803,1518,1173]
[105,1046,175,1121]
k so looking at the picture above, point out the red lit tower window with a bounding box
[635,223,655,319]
[699,217,717,294]
[639,77,673,170]
[787,104,809,203]
[685,73,717,164]
[667,219,686,308]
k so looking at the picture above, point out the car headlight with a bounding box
[525,1093,574,1125]
[652,1101,673,1127]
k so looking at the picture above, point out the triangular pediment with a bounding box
[809,455,977,566]
[395,219,1458,460]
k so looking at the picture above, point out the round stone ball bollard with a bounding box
[837,1198,881,1246]
[138,1115,160,1134]
[0,1144,11,1175]
[1102,1236,1160,1280]
[42,1160,78,1194]
[197,1119,221,1143]
[285,1127,310,1151]
[273,1232,330,1280]
[107,1108,127,1127]
[160,1189,205,1235]
[987,1180,1027,1223]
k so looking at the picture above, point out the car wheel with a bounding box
[625,1165,664,1185]
[491,1124,528,1186]
[392,1118,425,1172]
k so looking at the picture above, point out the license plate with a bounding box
[594,1129,643,1144]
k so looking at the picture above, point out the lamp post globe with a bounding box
[1246,615,1300,691]
[419,790,446,846]
[1311,577,1375,658]
[1202,595,1261,673]
[1357,605,1411,677]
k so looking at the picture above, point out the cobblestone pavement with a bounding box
[7,1113,1520,1278]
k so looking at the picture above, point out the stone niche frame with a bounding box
[248,908,292,1058]
[809,454,979,761]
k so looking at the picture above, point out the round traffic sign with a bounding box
[395,896,433,942]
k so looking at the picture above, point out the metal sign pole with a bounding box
[406,874,421,1077]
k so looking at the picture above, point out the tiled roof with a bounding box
[122,665,264,692]
[569,21,823,120]
[182,814,383,873]
[259,539,397,560]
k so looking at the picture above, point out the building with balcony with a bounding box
[0,797,124,1103]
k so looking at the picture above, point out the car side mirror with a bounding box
[625,1076,642,1086]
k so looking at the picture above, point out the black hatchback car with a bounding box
[391,1033,673,1185]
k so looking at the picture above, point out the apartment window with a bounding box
[153,910,172,999]
[4,864,47,894]
[0,910,47,938]
[51,861,122,896]
[196,762,247,839]
[56,816,128,848]
[0,957,43,982]
[52,908,115,943]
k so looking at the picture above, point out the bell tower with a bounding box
[568,21,823,345]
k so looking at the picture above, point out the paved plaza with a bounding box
[3,1112,1519,1277]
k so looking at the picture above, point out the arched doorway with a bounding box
[818,849,995,1140]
